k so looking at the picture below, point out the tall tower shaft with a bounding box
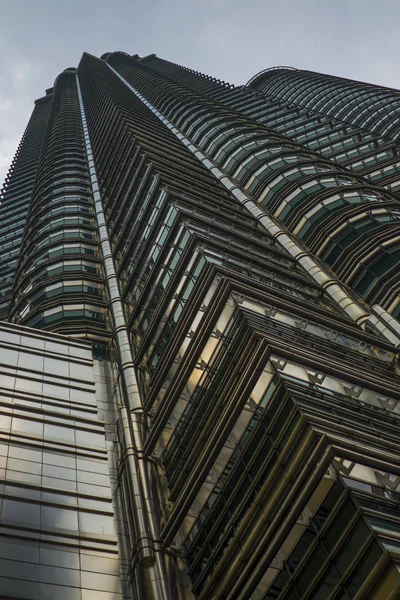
[1,52,400,600]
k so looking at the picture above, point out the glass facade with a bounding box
[0,322,127,599]
[2,51,400,599]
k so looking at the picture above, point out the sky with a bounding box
[1,0,400,185]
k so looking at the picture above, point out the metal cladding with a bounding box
[0,322,125,598]
[246,66,400,141]
[2,52,400,599]
[0,93,51,320]
[6,70,108,340]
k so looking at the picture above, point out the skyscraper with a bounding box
[2,52,400,599]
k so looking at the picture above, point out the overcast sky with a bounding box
[1,0,400,185]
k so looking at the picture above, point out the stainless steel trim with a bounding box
[76,74,172,600]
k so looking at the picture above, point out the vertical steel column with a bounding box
[76,74,172,600]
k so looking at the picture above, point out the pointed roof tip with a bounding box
[80,51,102,62]
[76,52,104,71]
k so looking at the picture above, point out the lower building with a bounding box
[0,321,131,599]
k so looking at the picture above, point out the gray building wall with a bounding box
[0,322,126,599]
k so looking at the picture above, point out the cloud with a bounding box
[2,0,400,185]
[0,58,42,185]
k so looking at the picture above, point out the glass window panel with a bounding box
[296,541,328,594]
[38,582,81,600]
[18,351,44,371]
[42,476,77,492]
[307,564,340,599]
[39,547,79,569]
[323,498,357,551]
[1,375,16,389]
[76,430,105,448]
[81,571,121,592]
[2,349,18,366]
[39,564,80,587]
[0,577,38,600]
[4,482,41,500]
[2,499,40,526]
[0,415,11,431]
[9,446,42,462]
[42,492,77,507]
[0,540,39,563]
[44,424,75,443]
[41,506,78,531]
[76,470,109,486]
[335,518,371,577]
[7,457,42,475]
[43,463,75,480]
[77,482,111,496]
[80,553,119,575]
[0,557,38,581]
[43,452,75,469]
[69,362,93,380]
[44,357,69,377]
[78,512,115,535]
[77,458,109,474]
[345,541,383,597]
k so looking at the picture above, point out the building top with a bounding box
[246,65,298,88]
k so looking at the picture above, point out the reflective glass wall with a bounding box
[0,322,127,599]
